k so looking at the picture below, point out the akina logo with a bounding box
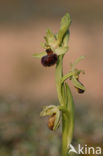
[68,144,102,155]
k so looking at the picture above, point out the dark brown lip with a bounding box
[41,53,58,67]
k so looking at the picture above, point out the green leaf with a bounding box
[32,51,46,58]
[57,13,71,45]
[54,47,68,55]
[65,83,74,113]
[71,76,85,90]
[62,83,74,151]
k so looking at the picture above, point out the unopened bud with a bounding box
[75,79,85,94]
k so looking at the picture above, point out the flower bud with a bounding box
[75,79,85,94]
[40,105,61,131]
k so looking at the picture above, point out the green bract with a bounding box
[57,13,71,45]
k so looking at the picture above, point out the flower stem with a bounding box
[56,55,64,106]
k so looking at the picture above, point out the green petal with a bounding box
[32,51,46,58]
[45,29,56,46]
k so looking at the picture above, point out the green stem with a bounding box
[56,55,74,156]
[56,55,64,106]
[61,71,74,83]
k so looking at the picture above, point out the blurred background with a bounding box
[0,0,103,155]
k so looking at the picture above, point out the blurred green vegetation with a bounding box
[0,97,102,156]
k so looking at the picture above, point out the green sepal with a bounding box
[40,105,58,116]
[71,76,85,90]
[44,29,58,48]
[40,42,49,49]
[32,51,46,58]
